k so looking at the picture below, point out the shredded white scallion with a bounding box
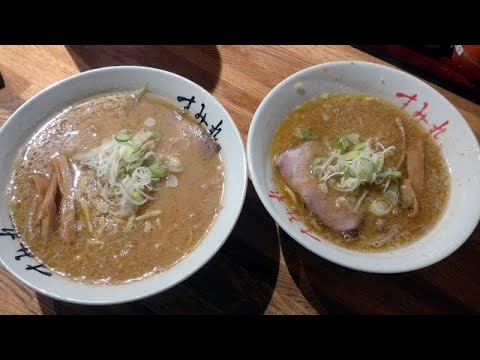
[311,137,399,194]
[74,129,183,216]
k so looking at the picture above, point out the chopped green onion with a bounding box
[400,186,413,208]
[373,156,384,172]
[344,150,360,161]
[331,177,361,192]
[294,127,319,141]
[114,132,133,142]
[369,198,392,216]
[149,163,169,179]
[130,130,153,148]
[121,144,142,163]
[387,170,402,179]
[131,190,144,202]
[352,142,366,151]
[336,137,351,153]
[384,185,399,206]
[354,158,374,181]
[378,170,402,180]
[387,184,399,193]
[335,134,359,154]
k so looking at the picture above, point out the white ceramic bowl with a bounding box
[248,61,480,273]
[0,66,247,304]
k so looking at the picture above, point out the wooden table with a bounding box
[1,45,479,315]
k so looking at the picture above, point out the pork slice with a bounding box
[53,155,75,242]
[406,139,424,193]
[172,111,220,157]
[274,141,363,234]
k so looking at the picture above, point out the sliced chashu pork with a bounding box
[274,140,363,234]
[171,111,220,157]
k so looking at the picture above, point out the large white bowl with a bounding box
[248,61,480,273]
[0,66,248,304]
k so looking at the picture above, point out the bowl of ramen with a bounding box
[0,66,247,304]
[248,61,480,273]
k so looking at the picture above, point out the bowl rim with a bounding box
[247,60,480,273]
[0,65,248,304]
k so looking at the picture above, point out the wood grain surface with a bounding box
[0,45,479,315]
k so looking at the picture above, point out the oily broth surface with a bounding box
[8,91,224,284]
[271,94,450,252]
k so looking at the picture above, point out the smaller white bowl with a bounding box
[248,61,480,273]
[0,66,248,304]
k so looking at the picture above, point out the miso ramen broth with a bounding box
[8,89,224,284]
[271,94,450,252]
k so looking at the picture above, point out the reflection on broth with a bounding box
[271,94,450,252]
[8,89,224,284]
